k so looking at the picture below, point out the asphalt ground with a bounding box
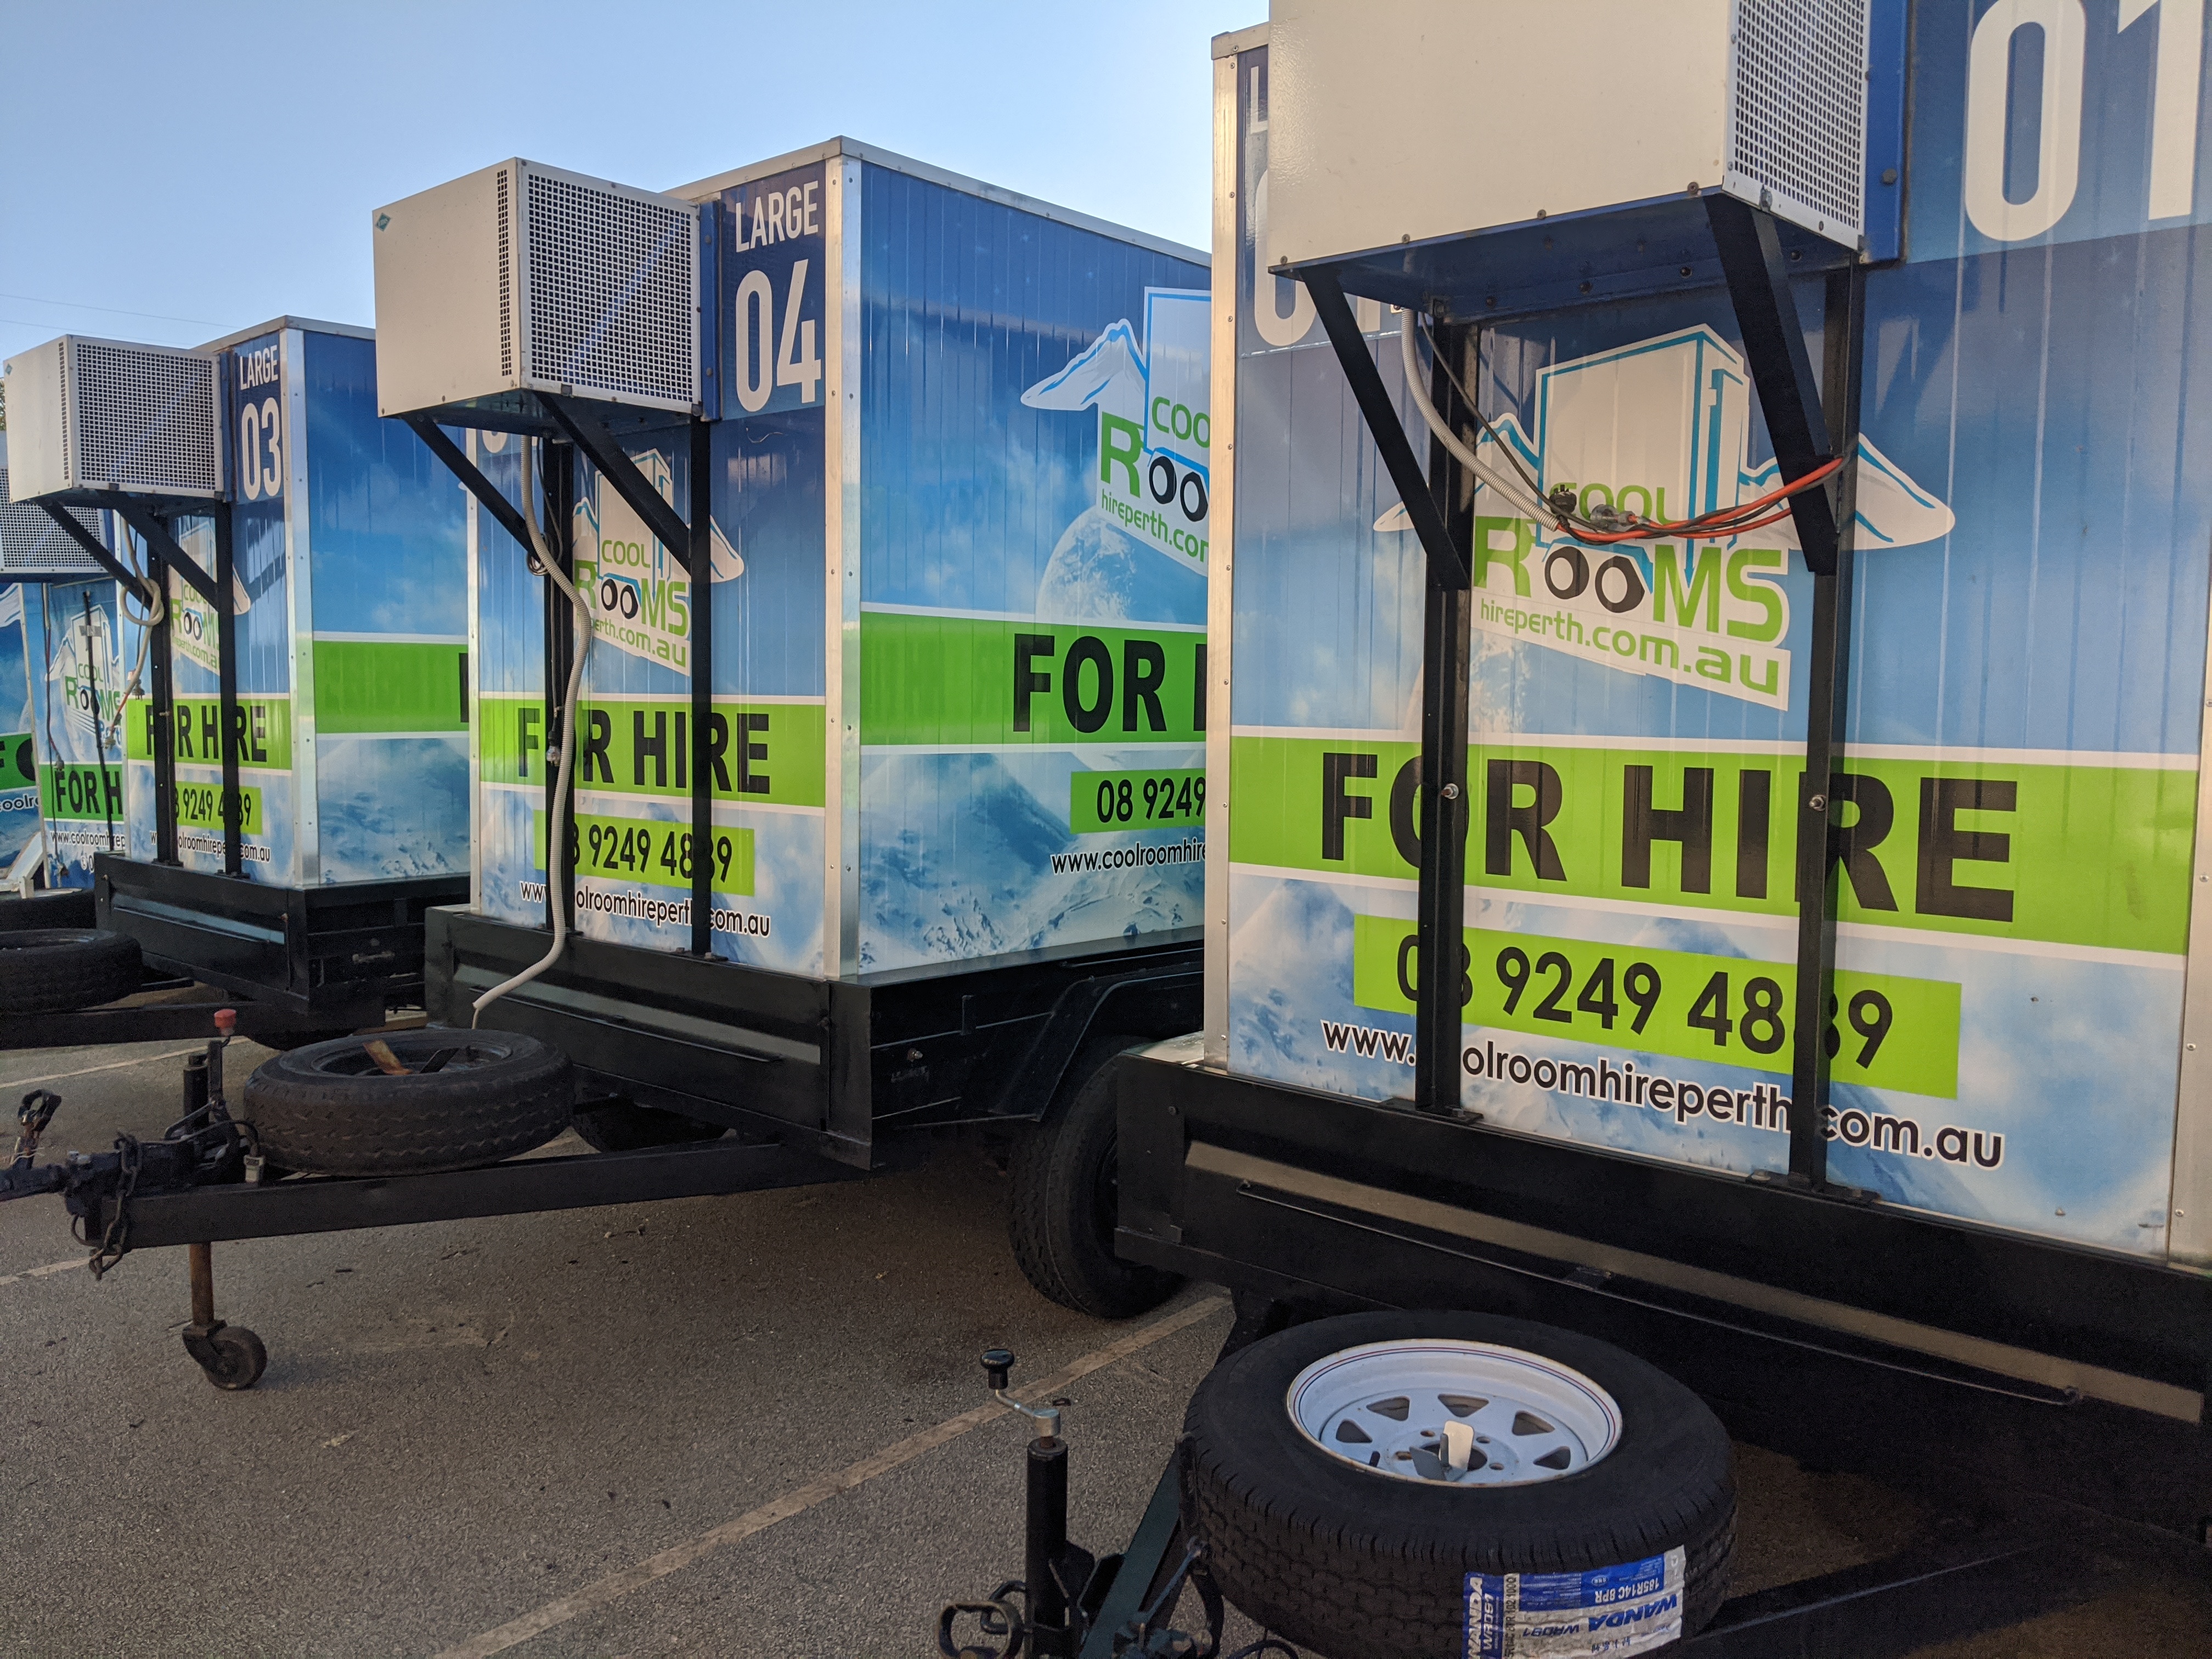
[4,1036,2209,1658]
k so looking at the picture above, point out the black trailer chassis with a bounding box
[1017,1043,2212,1659]
[4,912,1199,1389]
[0,859,465,1053]
[97,854,464,1027]
[427,906,1203,1171]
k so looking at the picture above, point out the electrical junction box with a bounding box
[1,335,223,504]
[1263,0,1906,306]
[373,159,704,425]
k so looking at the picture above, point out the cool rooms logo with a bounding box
[1381,326,1956,710]
[1023,288,1212,571]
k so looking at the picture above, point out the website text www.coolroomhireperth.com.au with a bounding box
[1319,1019,2005,1169]
[517,882,771,938]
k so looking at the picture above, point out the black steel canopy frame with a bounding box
[38,496,241,877]
[407,404,719,960]
[1294,198,1865,1193]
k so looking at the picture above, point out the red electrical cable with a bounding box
[1559,456,1847,544]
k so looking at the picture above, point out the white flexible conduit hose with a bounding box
[1397,314,1556,523]
[472,436,594,1027]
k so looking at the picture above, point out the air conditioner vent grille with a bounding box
[70,341,220,494]
[498,167,514,380]
[1729,0,1869,238]
[523,171,696,407]
[0,469,107,574]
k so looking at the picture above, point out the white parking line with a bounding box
[5,1047,203,1091]
[0,1258,84,1290]
[432,1293,1232,1659]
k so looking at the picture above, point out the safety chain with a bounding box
[84,1134,142,1279]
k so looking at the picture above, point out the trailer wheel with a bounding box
[1182,1310,1734,1659]
[1008,1035,1181,1319]
[0,928,142,1013]
[572,1100,727,1152]
[244,1029,573,1176]
[0,889,97,932]
[185,1323,268,1391]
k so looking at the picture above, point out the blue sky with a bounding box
[0,1,1256,363]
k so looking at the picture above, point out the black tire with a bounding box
[243,1028,573,1176]
[0,889,97,931]
[572,1100,727,1152]
[1183,1310,1735,1659]
[1008,1035,1182,1319]
[0,928,142,1013]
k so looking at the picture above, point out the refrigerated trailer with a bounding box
[0,322,472,1041]
[0,143,1217,1390]
[940,8,2212,1659]
[375,140,1212,1312]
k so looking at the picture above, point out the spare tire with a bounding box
[0,889,97,932]
[0,928,142,1013]
[1183,1310,1734,1659]
[244,1029,573,1176]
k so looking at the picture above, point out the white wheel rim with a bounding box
[1286,1339,1621,1487]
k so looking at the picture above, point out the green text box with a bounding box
[483,696,824,809]
[0,733,33,793]
[39,763,123,823]
[1071,767,1206,833]
[1232,735,2195,957]
[314,640,468,733]
[172,780,264,836]
[533,811,754,895]
[1351,916,1960,1097]
[126,697,292,769]
[861,611,1206,747]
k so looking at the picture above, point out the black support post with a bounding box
[1708,196,1865,1189]
[146,546,178,866]
[78,590,117,854]
[545,442,577,938]
[106,500,229,869]
[212,505,243,876]
[1414,320,1476,1114]
[689,419,714,956]
[1304,270,1474,1114]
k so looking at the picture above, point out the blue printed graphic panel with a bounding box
[1221,26,2212,1262]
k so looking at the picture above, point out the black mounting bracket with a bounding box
[402,416,539,557]
[86,495,241,874]
[35,504,155,601]
[1302,274,1472,1115]
[538,394,696,574]
[103,499,224,611]
[404,402,720,959]
[1298,201,1869,1177]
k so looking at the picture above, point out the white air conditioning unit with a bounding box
[373,158,703,421]
[1,335,223,504]
[1266,0,1880,270]
[0,452,109,577]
